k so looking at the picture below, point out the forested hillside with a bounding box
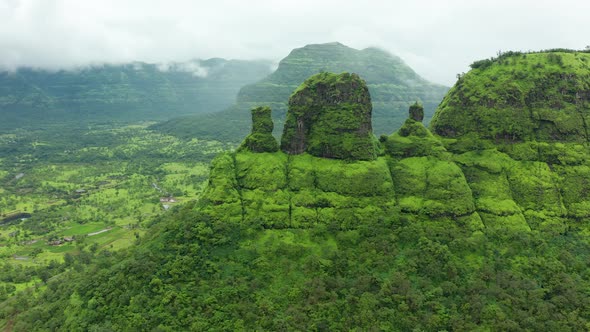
[151,42,448,142]
[0,58,272,129]
[4,51,590,331]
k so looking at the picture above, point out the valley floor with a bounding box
[0,121,231,300]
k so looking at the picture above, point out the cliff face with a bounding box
[202,63,590,233]
[426,51,590,231]
[201,72,476,230]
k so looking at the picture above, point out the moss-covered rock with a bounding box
[239,106,279,152]
[199,152,243,223]
[390,156,477,218]
[203,152,396,229]
[383,120,446,158]
[280,72,375,160]
[409,102,424,122]
[202,64,590,233]
[453,150,530,232]
[431,51,590,143]
[382,104,446,158]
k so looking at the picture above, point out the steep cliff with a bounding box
[201,72,480,230]
[280,72,375,160]
[429,51,590,230]
[203,63,590,233]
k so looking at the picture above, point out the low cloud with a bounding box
[175,62,209,78]
[1,0,590,85]
[154,61,209,77]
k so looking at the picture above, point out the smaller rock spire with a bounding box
[238,106,279,152]
[409,101,424,122]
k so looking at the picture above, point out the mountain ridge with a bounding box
[0,58,273,129]
[152,42,448,142]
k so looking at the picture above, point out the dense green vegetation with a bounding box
[152,42,448,142]
[0,58,272,129]
[432,51,590,142]
[5,51,590,331]
[0,122,230,304]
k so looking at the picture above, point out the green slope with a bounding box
[6,53,590,331]
[0,58,273,130]
[151,42,448,142]
[431,50,590,142]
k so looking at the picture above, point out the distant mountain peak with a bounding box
[301,41,349,48]
[153,42,449,142]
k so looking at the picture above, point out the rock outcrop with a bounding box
[202,74,480,230]
[238,106,278,152]
[409,102,424,122]
[280,72,375,160]
[203,61,590,233]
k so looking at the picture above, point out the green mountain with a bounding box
[151,42,448,142]
[0,58,273,129]
[6,52,590,331]
[431,51,590,142]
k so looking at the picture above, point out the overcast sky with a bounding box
[1,0,589,85]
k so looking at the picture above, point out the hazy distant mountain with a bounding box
[0,58,273,129]
[152,42,449,141]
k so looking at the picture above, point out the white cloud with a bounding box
[1,0,590,85]
[176,61,209,78]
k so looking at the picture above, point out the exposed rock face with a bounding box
[409,102,424,122]
[398,103,430,138]
[239,106,278,152]
[280,72,375,160]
